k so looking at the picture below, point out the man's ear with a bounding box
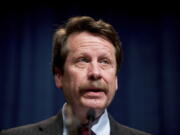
[54,67,63,88]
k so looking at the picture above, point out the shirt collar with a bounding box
[91,109,110,135]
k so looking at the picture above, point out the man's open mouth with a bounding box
[86,88,104,92]
[80,88,107,97]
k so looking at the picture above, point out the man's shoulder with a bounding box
[0,113,63,135]
[1,121,43,135]
[108,114,152,135]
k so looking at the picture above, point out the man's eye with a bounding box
[99,59,110,64]
[74,57,89,68]
[77,57,89,63]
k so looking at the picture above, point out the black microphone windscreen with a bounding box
[87,109,95,123]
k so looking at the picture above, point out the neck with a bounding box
[64,103,104,125]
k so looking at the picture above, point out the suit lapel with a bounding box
[109,114,117,135]
[109,114,124,135]
[38,111,63,135]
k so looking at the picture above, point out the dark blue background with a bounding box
[0,4,179,135]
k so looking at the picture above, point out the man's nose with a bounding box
[87,62,102,80]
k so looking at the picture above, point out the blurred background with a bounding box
[0,3,179,135]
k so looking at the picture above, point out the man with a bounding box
[0,16,151,135]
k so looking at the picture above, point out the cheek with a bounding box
[105,70,117,86]
[61,72,79,103]
[106,74,117,95]
[62,68,85,91]
[109,80,117,95]
[108,76,117,101]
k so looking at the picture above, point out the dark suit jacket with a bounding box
[0,112,151,135]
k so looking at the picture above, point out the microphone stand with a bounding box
[64,105,95,135]
[64,104,79,135]
[86,109,95,135]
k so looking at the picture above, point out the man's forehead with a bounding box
[66,32,115,52]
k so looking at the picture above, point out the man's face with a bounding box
[55,32,118,111]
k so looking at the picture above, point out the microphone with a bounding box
[87,109,95,125]
[64,105,95,135]
[85,109,95,135]
[77,109,95,135]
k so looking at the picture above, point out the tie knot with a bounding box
[79,126,90,135]
[78,124,96,135]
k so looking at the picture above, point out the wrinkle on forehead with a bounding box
[66,32,115,53]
